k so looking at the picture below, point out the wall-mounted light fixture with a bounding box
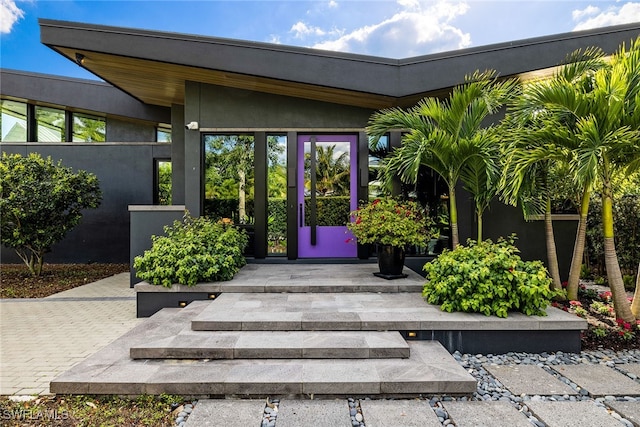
[407,331,417,338]
[75,53,85,65]
[185,121,199,130]
[178,301,188,308]
[208,294,216,299]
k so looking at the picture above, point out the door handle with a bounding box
[299,203,303,227]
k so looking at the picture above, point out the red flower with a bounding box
[356,217,361,225]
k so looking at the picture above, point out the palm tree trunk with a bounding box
[449,185,459,248]
[631,263,640,318]
[602,184,635,321]
[238,169,246,223]
[566,189,590,300]
[545,198,562,291]
[476,207,483,243]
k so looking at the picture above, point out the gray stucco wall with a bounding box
[106,118,157,142]
[196,83,372,128]
[1,143,170,264]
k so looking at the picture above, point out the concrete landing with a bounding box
[130,330,410,359]
[50,301,476,397]
[134,263,425,294]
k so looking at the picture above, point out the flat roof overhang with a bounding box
[39,19,640,109]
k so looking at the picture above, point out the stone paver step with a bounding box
[52,340,476,397]
[551,364,640,396]
[50,302,476,397]
[182,398,640,427]
[190,292,587,332]
[130,330,410,359]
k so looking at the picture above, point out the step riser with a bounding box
[130,347,410,359]
[130,330,411,360]
[191,321,418,331]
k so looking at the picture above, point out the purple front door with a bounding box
[297,134,357,258]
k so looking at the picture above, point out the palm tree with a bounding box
[367,70,517,247]
[499,128,567,291]
[502,46,609,298]
[504,38,640,320]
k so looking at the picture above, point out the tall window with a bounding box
[73,114,105,142]
[35,106,65,142]
[0,100,27,142]
[267,135,287,255]
[368,134,390,198]
[155,160,172,205]
[203,134,255,223]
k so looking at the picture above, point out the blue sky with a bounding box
[1,0,640,81]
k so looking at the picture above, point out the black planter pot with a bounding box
[374,245,408,280]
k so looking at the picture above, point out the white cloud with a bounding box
[328,0,338,8]
[310,0,471,58]
[0,0,25,34]
[573,2,640,30]
[291,21,328,38]
[572,5,600,21]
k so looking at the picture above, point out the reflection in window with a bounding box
[36,106,65,142]
[157,126,172,143]
[156,160,172,205]
[267,135,287,255]
[73,114,105,142]
[203,134,255,223]
[368,134,389,198]
[1,100,27,142]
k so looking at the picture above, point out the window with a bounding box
[157,126,172,143]
[35,106,65,142]
[73,114,105,142]
[267,134,287,255]
[203,134,255,223]
[368,134,389,198]
[155,160,172,205]
[0,100,27,142]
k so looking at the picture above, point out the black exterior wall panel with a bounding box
[0,144,164,264]
[197,84,372,129]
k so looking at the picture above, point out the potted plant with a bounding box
[347,197,434,278]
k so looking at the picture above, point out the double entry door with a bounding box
[297,134,357,258]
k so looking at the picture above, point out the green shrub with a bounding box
[422,237,557,318]
[134,214,248,287]
[623,275,636,291]
[0,152,102,276]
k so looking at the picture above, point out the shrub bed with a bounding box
[134,215,248,287]
[422,237,558,318]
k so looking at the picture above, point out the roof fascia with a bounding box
[39,19,640,99]
[0,68,170,123]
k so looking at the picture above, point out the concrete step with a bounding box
[130,330,410,360]
[190,292,435,332]
[50,302,476,397]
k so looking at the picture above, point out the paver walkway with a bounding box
[0,273,141,395]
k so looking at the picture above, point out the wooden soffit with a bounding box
[56,47,397,109]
